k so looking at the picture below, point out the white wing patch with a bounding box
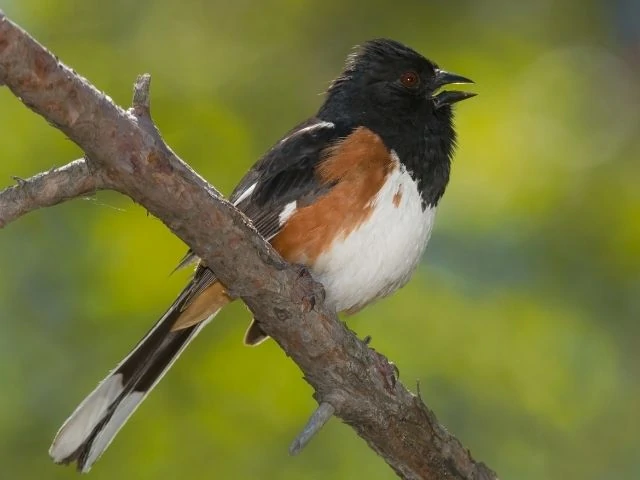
[233,182,256,206]
[278,201,297,226]
[278,121,334,145]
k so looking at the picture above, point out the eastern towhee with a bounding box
[49,38,475,472]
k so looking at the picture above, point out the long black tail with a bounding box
[49,291,220,472]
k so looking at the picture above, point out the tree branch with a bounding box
[0,12,498,480]
[0,158,101,228]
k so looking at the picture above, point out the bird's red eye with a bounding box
[400,71,420,88]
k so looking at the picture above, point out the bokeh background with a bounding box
[1,0,639,479]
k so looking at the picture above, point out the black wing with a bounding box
[176,118,353,299]
[231,119,351,239]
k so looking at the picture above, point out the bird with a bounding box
[48,38,475,472]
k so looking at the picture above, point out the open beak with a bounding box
[432,69,476,109]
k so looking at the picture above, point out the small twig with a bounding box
[0,158,101,228]
[289,402,336,455]
[132,73,151,116]
[130,73,165,142]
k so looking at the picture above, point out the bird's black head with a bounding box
[320,39,474,128]
[318,39,475,208]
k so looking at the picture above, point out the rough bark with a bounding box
[0,159,100,227]
[0,13,498,480]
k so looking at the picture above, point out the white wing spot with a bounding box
[279,201,297,226]
[233,183,256,206]
[278,121,334,145]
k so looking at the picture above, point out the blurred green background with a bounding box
[1,0,639,479]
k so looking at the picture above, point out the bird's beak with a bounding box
[432,69,476,109]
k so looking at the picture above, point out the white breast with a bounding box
[312,158,436,313]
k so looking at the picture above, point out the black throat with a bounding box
[319,93,456,209]
[379,106,455,210]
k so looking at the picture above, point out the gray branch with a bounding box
[0,12,498,480]
[0,158,102,228]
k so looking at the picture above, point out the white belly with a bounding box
[311,165,436,313]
